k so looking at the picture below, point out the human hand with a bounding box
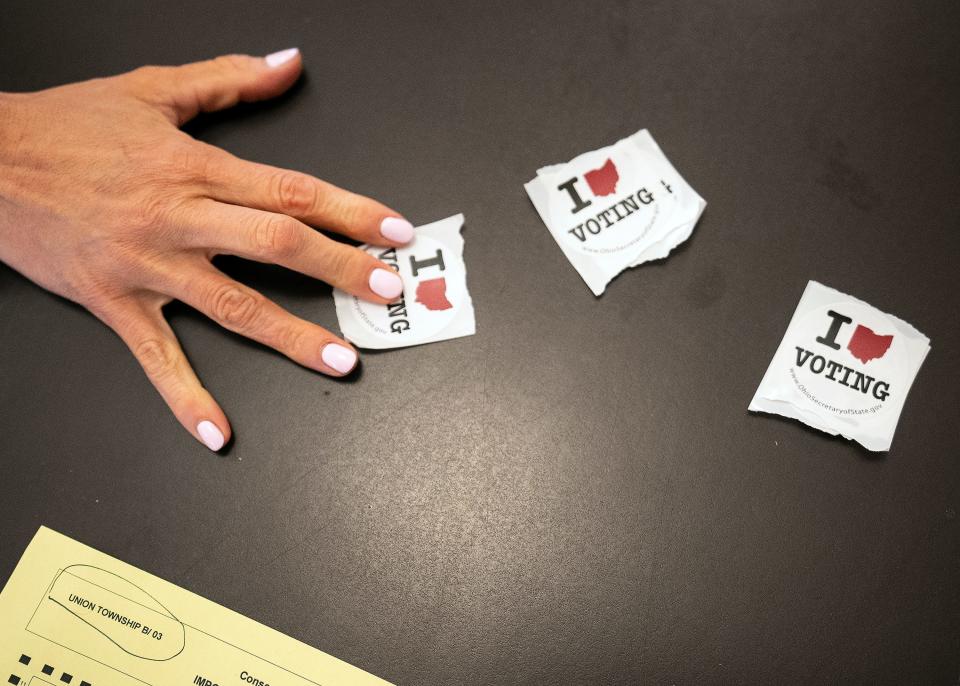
[0,49,414,451]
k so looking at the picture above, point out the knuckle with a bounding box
[272,172,319,215]
[212,54,248,73]
[64,265,114,308]
[254,215,303,258]
[276,323,307,355]
[162,140,214,184]
[91,285,137,314]
[130,192,175,232]
[322,189,361,229]
[122,66,178,103]
[131,65,160,78]
[208,283,262,329]
[135,338,179,381]
[326,247,361,283]
[127,65,169,87]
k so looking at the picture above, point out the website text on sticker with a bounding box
[749,280,930,452]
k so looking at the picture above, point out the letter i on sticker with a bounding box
[410,248,452,311]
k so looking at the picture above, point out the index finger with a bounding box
[199,146,415,247]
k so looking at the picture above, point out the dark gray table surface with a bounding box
[2,2,958,684]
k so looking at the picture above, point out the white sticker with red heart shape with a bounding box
[749,280,930,451]
[333,214,475,350]
[525,129,706,296]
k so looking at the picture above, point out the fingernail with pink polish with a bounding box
[369,268,403,299]
[322,343,358,374]
[197,420,225,451]
[380,217,415,244]
[265,47,300,68]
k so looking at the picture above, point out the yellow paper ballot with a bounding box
[0,526,391,686]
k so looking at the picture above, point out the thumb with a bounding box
[129,49,302,125]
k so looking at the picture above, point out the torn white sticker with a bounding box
[524,129,706,296]
[749,280,930,452]
[333,214,475,349]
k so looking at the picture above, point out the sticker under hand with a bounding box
[333,214,476,349]
[0,527,391,686]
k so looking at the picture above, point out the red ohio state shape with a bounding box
[847,324,894,364]
[584,158,619,196]
[415,277,453,311]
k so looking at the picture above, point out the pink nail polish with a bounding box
[380,217,415,244]
[197,420,225,451]
[321,343,358,374]
[369,268,403,299]
[265,47,300,68]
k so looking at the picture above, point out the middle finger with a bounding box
[184,199,404,303]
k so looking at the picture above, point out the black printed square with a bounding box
[80,682,91,686]
[17,657,29,667]
[9,676,21,686]
[42,666,54,676]
[60,675,73,684]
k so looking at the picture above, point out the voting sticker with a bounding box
[749,280,930,452]
[333,214,475,349]
[525,129,706,296]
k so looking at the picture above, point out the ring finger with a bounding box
[168,262,360,377]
